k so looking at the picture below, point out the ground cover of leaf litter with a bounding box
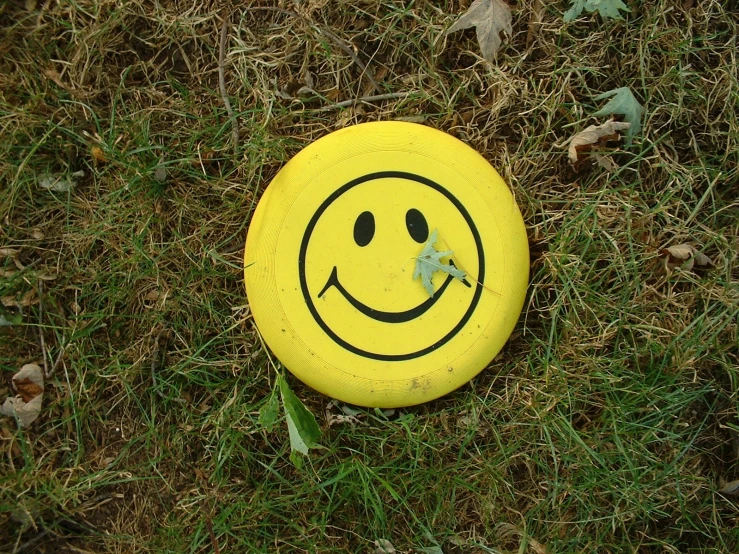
[1,1,738,552]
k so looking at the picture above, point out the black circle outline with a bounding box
[298,171,485,361]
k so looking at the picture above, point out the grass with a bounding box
[1,0,738,552]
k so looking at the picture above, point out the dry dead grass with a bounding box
[1,0,738,552]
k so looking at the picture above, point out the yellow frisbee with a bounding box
[245,122,528,408]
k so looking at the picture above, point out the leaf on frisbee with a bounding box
[566,119,631,163]
[413,229,467,297]
[592,87,643,146]
[447,0,513,62]
[1,364,44,428]
[564,0,630,22]
[277,374,321,455]
[661,244,713,271]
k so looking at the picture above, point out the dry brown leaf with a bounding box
[0,248,19,258]
[39,170,84,192]
[327,413,362,427]
[693,251,712,266]
[567,120,631,163]
[394,115,427,123]
[1,425,23,458]
[91,146,107,162]
[31,228,44,240]
[154,167,167,183]
[592,152,618,172]
[325,88,341,102]
[447,0,513,62]
[43,68,71,91]
[14,377,43,403]
[1,364,44,428]
[662,244,714,271]
[718,479,739,496]
[325,401,364,428]
[295,0,330,17]
[144,290,160,302]
[304,70,315,90]
[19,290,38,307]
[497,523,548,554]
[0,296,33,314]
[663,244,694,261]
[374,539,396,554]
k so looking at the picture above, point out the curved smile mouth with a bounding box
[316,263,471,324]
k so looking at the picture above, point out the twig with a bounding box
[50,345,66,376]
[13,527,51,553]
[315,26,382,94]
[314,92,409,111]
[243,6,297,18]
[526,0,544,49]
[731,426,739,460]
[36,279,49,378]
[219,13,239,153]
[205,516,221,554]
[16,257,43,273]
[37,278,67,380]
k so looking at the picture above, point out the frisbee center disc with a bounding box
[244,122,528,408]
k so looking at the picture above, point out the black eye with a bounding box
[353,211,375,247]
[405,209,428,243]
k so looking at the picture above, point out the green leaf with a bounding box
[277,374,321,455]
[564,0,629,22]
[563,0,586,21]
[413,229,467,297]
[0,310,23,326]
[258,392,280,431]
[418,530,444,554]
[289,450,305,469]
[592,87,643,146]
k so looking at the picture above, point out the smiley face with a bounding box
[318,205,457,324]
[298,172,484,360]
[244,122,529,408]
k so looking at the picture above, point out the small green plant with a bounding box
[591,87,643,146]
[564,0,630,21]
[260,372,322,466]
